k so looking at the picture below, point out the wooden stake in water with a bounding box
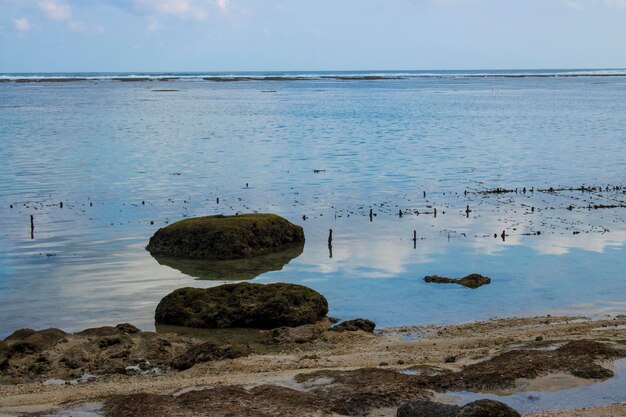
[30,215,34,239]
[413,230,417,249]
[369,208,373,222]
[328,229,333,258]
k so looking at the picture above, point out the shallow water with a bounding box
[0,71,625,337]
[438,358,626,413]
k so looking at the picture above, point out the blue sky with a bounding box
[1,0,625,72]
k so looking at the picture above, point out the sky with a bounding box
[0,0,625,72]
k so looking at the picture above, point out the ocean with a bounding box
[0,70,625,338]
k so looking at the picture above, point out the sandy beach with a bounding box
[1,314,625,416]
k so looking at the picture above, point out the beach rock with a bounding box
[459,399,520,417]
[432,340,626,391]
[331,319,376,333]
[116,323,141,334]
[146,214,305,260]
[60,346,91,370]
[0,341,11,369]
[295,368,430,415]
[4,328,37,342]
[105,385,333,417]
[76,326,123,337]
[424,274,491,289]
[171,342,250,370]
[155,283,328,329]
[10,329,68,354]
[269,324,324,344]
[397,400,460,417]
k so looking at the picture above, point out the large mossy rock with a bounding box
[146,214,304,260]
[155,283,328,329]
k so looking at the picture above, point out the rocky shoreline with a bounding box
[1,314,625,416]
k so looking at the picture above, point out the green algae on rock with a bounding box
[146,214,305,260]
[155,283,328,329]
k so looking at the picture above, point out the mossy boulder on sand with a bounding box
[155,283,328,329]
[146,214,304,260]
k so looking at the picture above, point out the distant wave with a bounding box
[2,69,626,83]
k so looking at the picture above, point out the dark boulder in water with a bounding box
[152,243,303,280]
[331,318,376,333]
[155,283,328,329]
[424,274,491,289]
[459,399,520,416]
[397,399,520,417]
[146,214,305,260]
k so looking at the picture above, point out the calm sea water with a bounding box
[0,71,625,338]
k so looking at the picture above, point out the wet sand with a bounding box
[1,314,625,416]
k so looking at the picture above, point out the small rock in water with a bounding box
[424,274,491,289]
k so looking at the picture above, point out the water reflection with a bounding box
[152,243,304,280]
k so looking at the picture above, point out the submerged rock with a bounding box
[152,243,303,280]
[331,319,376,333]
[146,214,305,260]
[424,274,491,289]
[155,283,328,329]
[171,342,250,370]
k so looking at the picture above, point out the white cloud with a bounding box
[132,0,211,20]
[565,1,584,10]
[37,0,71,20]
[147,16,160,31]
[14,17,31,32]
[216,0,228,11]
[33,0,95,32]
[605,0,626,9]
